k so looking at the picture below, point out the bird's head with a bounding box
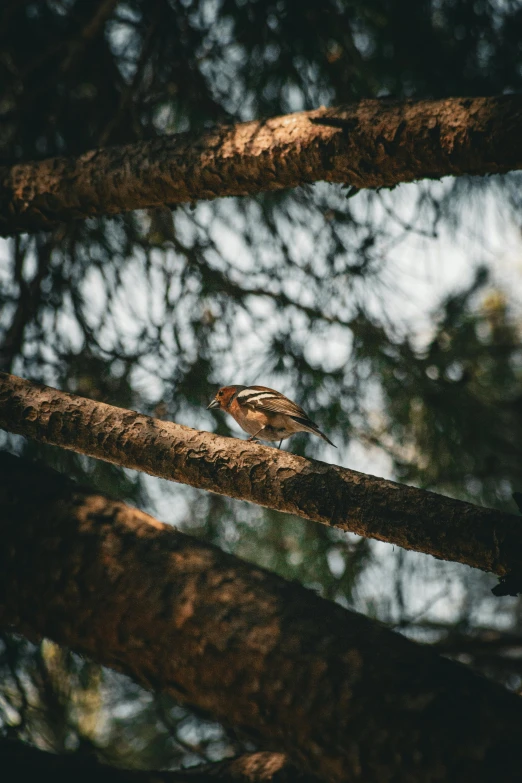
[207,385,241,410]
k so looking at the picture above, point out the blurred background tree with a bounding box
[1,0,522,771]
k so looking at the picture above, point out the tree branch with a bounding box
[0,372,520,580]
[2,453,522,783]
[2,95,522,235]
[0,740,310,783]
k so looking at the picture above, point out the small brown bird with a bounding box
[207,385,336,448]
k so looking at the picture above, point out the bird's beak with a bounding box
[207,398,220,410]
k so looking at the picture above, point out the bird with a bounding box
[207,385,336,448]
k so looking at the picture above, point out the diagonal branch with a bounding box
[2,95,522,235]
[0,371,520,579]
[1,740,310,783]
[2,453,522,783]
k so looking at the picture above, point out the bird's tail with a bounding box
[291,416,336,448]
[315,428,337,448]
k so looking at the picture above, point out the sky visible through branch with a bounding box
[3,171,520,634]
[2,0,522,764]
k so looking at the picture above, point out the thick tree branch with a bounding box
[0,372,520,580]
[2,454,522,783]
[0,741,308,783]
[2,95,522,235]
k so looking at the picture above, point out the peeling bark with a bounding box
[0,372,521,579]
[2,95,522,235]
[1,741,308,783]
[1,453,522,783]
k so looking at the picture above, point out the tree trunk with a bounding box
[0,371,520,580]
[2,95,522,235]
[1,452,522,782]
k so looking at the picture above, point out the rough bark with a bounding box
[1,372,521,579]
[0,741,308,783]
[2,454,522,783]
[2,95,522,235]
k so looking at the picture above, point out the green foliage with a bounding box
[373,268,522,508]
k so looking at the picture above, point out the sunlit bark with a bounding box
[2,453,522,783]
[2,95,522,235]
[0,371,520,579]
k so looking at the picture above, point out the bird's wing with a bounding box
[236,386,336,447]
[236,386,310,420]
